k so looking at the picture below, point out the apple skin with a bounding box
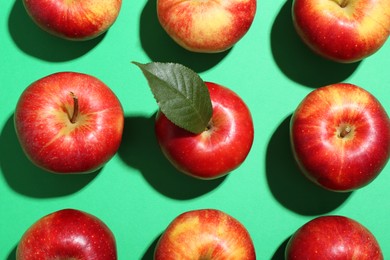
[154,209,256,260]
[14,72,124,174]
[290,83,390,191]
[157,0,257,53]
[292,0,390,63]
[285,215,383,259]
[16,209,117,260]
[155,82,254,179]
[23,0,122,40]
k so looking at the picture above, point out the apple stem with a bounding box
[339,0,348,7]
[339,125,351,138]
[69,92,79,124]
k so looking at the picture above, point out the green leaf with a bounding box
[133,61,213,134]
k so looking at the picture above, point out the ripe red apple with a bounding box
[14,72,124,174]
[16,209,117,260]
[157,0,257,53]
[292,0,390,63]
[23,0,122,40]
[290,83,390,191]
[155,82,254,179]
[154,209,256,260]
[285,215,383,259]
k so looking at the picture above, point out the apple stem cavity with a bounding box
[69,92,79,124]
[339,125,352,138]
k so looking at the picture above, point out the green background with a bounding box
[1,0,389,259]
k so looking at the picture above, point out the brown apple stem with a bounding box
[339,125,351,138]
[69,92,79,124]
[338,0,348,7]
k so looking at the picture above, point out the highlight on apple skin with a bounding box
[155,82,254,180]
[290,83,390,192]
[157,0,257,53]
[16,209,117,260]
[14,72,124,174]
[285,215,383,260]
[23,0,122,40]
[292,0,390,63]
[154,209,256,260]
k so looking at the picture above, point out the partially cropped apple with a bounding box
[155,209,256,260]
[292,0,390,63]
[285,215,383,259]
[14,72,124,174]
[290,83,390,191]
[16,209,117,260]
[23,0,122,40]
[157,0,257,53]
[134,62,254,179]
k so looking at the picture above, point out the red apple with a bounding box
[23,0,122,40]
[157,0,257,53]
[155,209,256,260]
[155,82,254,179]
[292,0,390,63]
[14,72,124,174]
[285,215,383,259]
[16,209,117,260]
[290,83,390,191]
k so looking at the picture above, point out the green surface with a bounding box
[1,0,389,259]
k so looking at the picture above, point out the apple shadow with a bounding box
[7,245,16,260]
[139,0,231,72]
[271,236,290,260]
[141,233,161,260]
[0,114,99,198]
[117,115,226,200]
[270,0,361,88]
[265,115,352,215]
[8,0,105,62]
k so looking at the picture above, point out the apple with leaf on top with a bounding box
[290,83,390,192]
[14,72,124,174]
[154,209,256,259]
[23,0,122,40]
[133,62,254,180]
[16,209,117,260]
[292,0,390,63]
[157,0,257,53]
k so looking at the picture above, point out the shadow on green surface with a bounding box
[266,115,352,215]
[271,236,290,260]
[118,115,226,200]
[142,233,161,260]
[139,0,231,73]
[0,114,98,198]
[8,0,105,62]
[270,0,361,88]
[7,245,16,260]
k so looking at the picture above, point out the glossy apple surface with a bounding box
[157,0,257,53]
[155,209,256,260]
[290,83,390,191]
[14,72,124,174]
[292,0,390,63]
[155,82,254,179]
[16,209,117,260]
[23,0,122,40]
[285,215,383,259]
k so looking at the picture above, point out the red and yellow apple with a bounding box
[155,82,254,180]
[157,0,257,53]
[292,0,390,63]
[23,0,122,40]
[16,209,117,260]
[285,215,383,259]
[290,83,390,191]
[14,72,124,174]
[154,209,256,260]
